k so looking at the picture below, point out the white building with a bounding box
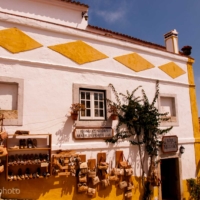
[0,0,198,199]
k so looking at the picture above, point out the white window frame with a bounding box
[80,90,105,120]
[73,83,112,127]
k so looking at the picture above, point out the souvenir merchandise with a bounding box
[87,188,96,196]
[98,159,109,170]
[127,182,134,190]
[101,178,110,187]
[92,176,100,185]
[0,164,4,173]
[111,168,121,176]
[109,175,119,182]
[79,174,87,183]
[0,146,7,157]
[88,168,96,178]
[80,162,88,174]
[119,161,128,168]
[77,183,88,192]
[125,191,132,198]
[125,168,133,176]
[119,181,128,189]
[0,131,8,141]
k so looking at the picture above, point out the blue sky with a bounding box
[80,0,200,115]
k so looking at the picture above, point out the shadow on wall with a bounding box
[128,145,146,200]
[55,117,73,146]
[0,172,144,200]
[196,156,200,177]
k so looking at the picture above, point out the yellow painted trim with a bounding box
[182,179,190,199]
[0,175,143,199]
[195,138,200,143]
[187,58,200,176]
[48,40,108,65]
[114,53,155,72]
[187,58,195,85]
[0,27,42,53]
[158,62,186,79]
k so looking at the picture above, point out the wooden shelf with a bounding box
[8,148,51,151]
[8,162,51,167]
[6,134,52,181]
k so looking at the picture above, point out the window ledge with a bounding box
[75,120,112,128]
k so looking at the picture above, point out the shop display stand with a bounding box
[5,134,52,181]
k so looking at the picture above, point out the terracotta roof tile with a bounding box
[88,25,166,51]
[59,0,89,8]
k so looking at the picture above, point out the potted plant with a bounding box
[70,103,85,120]
[181,45,192,56]
[108,104,118,120]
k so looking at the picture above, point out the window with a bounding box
[80,90,105,120]
[158,94,178,126]
[0,76,24,126]
[73,83,111,127]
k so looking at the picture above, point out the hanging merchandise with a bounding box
[0,114,8,146]
[87,188,96,197]
[111,168,122,176]
[77,183,88,193]
[0,164,4,173]
[52,150,78,177]
[125,191,133,198]
[119,160,128,168]
[88,168,96,178]
[0,131,8,141]
[80,162,88,174]
[109,175,119,182]
[101,178,110,188]
[120,153,131,169]
[77,158,89,193]
[108,161,119,182]
[97,154,109,179]
[79,173,87,183]
[125,168,133,176]
[0,159,4,173]
[127,182,134,190]
[98,161,109,170]
[119,180,128,189]
[0,146,7,157]
[92,176,100,186]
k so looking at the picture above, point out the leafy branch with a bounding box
[105,81,173,200]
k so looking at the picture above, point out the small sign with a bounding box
[73,127,113,140]
[41,162,49,167]
[162,135,178,153]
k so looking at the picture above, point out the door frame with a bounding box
[158,153,183,200]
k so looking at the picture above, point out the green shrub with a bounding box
[187,178,200,200]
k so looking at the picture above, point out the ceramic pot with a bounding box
[71,113,78,120]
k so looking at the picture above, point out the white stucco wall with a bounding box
[0,1,196,179]
[0,0,88,29]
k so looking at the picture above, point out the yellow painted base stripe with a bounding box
[187,58,200,177]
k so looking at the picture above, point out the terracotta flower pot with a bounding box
[71,113,78,120]
[111,114,118,120]
[181,46,192,56]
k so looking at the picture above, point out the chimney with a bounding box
[164,29,179,54]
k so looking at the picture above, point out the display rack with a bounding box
[5,134,52,181]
